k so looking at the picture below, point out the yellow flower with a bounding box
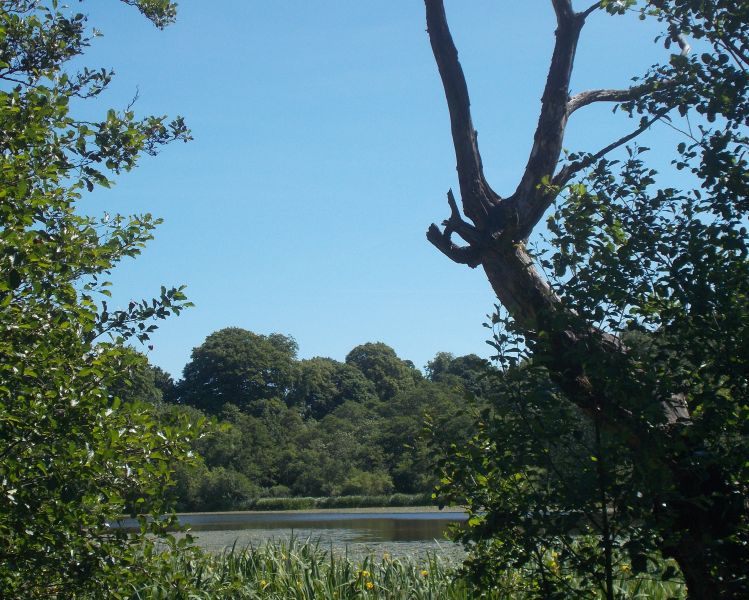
[359,569,370,578]
[620,564,632,573]
[548,550,560,574]
[260,579,267,587]
[366,581,374,590]
[420,570,429,577]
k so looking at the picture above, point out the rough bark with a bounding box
[425,0,499,229]
[423,1,746,596]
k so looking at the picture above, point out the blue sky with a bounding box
[78,1,675,378]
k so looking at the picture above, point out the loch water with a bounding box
[122,510,468,562]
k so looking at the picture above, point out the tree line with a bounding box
[119,327,495,511]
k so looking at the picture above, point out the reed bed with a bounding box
[114,538,686,599]
[242,493,434,512]
[121,538,468,599]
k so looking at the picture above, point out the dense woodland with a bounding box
[120,328,494,511]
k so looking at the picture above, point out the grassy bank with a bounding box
[114,539,685,600]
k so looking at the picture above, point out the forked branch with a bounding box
[426,1,686,251]
[426,224,482,268]
[513,5,691,238]
[581,2,604,19]
[426,189,482,267]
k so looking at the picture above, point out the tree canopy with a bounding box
[345,342,422,401]
[288,357,377,419]
[426,351,495,397]
[178,327,298,414]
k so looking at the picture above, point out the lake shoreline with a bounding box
[165,508,468,562]
[175,505,465,517]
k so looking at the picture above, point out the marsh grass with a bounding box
[121,537,470,599]
[114,538,686,599]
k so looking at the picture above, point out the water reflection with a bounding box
[177,511,465,543]
[119,510,468,560]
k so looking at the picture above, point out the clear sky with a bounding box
[77,1,674,378]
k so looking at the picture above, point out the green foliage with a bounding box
[192,466,260,512]
[384,381,477,494]
[340,469,394,496]
[106,347,168,405]
[437,362,662,597]
[426,352,496,398]
[112,539,475,600]
[151,365,177,403]
[123,0,178,29]
[0,1,196,596]
[77,538,685,599]
[145,328,488,508]
[278,400,385,497]
[289,357,378,419]
[178,327,298,413]
[345,342,422,401]
[246,493,432,511]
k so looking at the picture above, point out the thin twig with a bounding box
[553,109,669,187]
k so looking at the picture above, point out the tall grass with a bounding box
[121,537,472,599]
[112,538,686,600]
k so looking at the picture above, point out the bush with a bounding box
[244,493,434,512]
[197,468,260,512]
[340,469,395,496]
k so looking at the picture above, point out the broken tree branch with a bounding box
[425,189,482,267]
[426,223,482,268]
[444,189,481,245]
[567,84,655,115]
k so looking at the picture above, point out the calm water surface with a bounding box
[156,510,468,562]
